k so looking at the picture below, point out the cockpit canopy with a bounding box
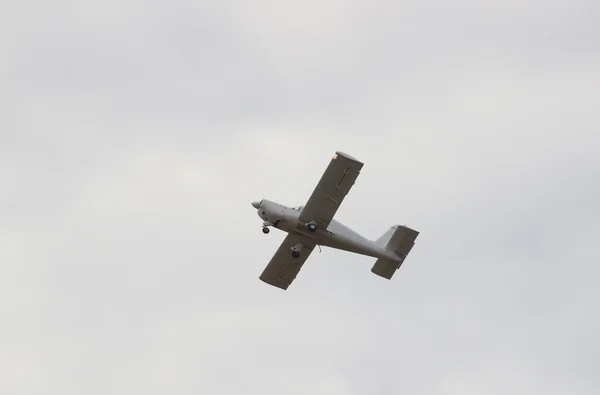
[292,206,305,211]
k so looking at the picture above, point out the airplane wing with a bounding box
[259,233,316,290]
[298,151,364,230]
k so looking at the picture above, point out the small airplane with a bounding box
[251,151,420,290]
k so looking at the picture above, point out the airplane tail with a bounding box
[371,225,419,280]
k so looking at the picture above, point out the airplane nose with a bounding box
[251,201,260,209]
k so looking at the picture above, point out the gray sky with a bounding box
[1,1,599,394]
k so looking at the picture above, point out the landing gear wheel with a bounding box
[291,251,300,259]
[262,227,270,234]
[307,223,317,232]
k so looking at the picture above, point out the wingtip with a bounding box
[258,276,289,291]
[334,151,362,163]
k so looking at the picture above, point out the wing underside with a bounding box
[298,152,364,230]
[259,233,316,290]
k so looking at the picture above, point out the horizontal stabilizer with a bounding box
[371,225,419,280]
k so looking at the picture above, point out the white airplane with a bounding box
[251,151,420,290]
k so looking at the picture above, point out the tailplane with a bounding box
[372,225,419,280]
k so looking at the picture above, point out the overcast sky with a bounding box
[1,1,599,394]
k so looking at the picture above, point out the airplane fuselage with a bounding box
[253,199,401,262]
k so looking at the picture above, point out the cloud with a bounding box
[1,1,599,394]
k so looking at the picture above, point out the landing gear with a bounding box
[262,221,273,234]
[306,223,317,232]
[291,242,303,259]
